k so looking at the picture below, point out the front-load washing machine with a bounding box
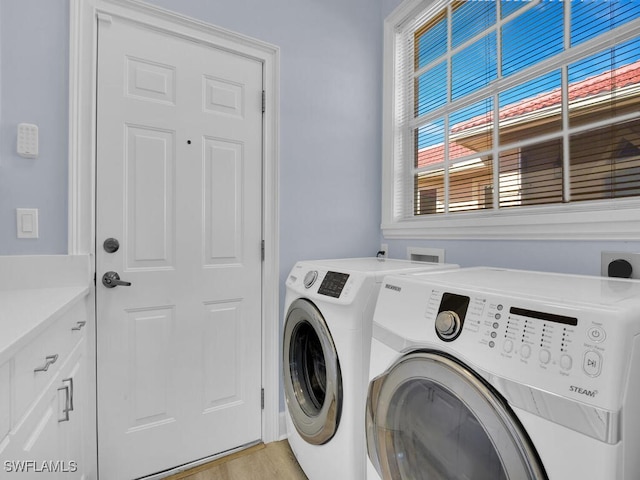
[366,267,640,480]
[282,258,458,480]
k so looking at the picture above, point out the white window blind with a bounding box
[383,0,640,239]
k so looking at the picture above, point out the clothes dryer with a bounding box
[366,267,640,480]
[283,258,458,480]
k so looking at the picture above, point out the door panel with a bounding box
[126,126,176,267]
[202,300,243,409]
[128,307,175,430]
[204,139,243,263]
[96,15,263,479]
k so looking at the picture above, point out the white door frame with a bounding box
[67,0,280,446]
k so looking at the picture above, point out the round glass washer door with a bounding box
[366,351,547,480]
[283,298,342,445]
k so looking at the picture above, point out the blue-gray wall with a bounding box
[0,0,69,255]
[383,239,640,276]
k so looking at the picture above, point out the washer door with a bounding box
[283,298,342,445]
[366,351,547,480]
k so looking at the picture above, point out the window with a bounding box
[382,0,640,239]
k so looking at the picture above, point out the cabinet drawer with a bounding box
[12,300,87,426]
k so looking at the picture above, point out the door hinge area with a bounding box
[261,90,266,114]
[261,388,265,409]
[261,239,265,261]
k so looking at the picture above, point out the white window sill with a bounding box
[382,200,640,240]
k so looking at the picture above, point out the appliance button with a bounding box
[539,349,551,364]
[560,354,573,371]
[583,350,603,377]
[587,327,606,343]
[503,339,513,353]
[520,344,531,359]
[303,270,318,289]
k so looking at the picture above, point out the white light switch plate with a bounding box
[16,208,39,239]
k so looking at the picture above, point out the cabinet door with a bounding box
[4,386,63,478]
[3,342,85,479]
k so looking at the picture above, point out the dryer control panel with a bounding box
[286,265,366,306]
[318,271,350,298]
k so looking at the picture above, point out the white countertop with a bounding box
[0,286,89,365]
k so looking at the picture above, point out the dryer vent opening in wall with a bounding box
[407,247,445,264]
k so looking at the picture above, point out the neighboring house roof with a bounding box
[417,60,640,168]
[452,59,640,133]
[417,142,478,168]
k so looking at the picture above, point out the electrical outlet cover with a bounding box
[601,251,640,279]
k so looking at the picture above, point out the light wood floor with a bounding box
[164,441,308,480]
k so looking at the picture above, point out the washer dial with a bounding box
[435,310,462,340]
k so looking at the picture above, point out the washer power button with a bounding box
[587,327,606,343]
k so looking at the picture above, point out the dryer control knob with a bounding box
[303,270,318,289]
[435,311,461,340]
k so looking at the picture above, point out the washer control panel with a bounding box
[423,288,621,407]
[484,304,582,371]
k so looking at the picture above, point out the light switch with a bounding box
[16,208,39,239]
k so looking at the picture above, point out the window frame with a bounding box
[382,0,640,240]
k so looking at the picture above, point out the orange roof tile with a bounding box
[451,60,640,133]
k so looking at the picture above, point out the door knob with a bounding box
[103,237,120,253]
[102,271,132,288]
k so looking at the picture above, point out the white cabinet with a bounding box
[0,295,90,479]
[0,362,10,445]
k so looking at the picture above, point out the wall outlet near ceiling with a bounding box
[601,251,640,279]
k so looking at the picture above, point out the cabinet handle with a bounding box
[71,321,87,331]
[63,377,74,412]
[34,354,59,373]
[58,386,71,422]
[58,378,74,422]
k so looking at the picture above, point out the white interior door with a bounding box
[95,14,263,479]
